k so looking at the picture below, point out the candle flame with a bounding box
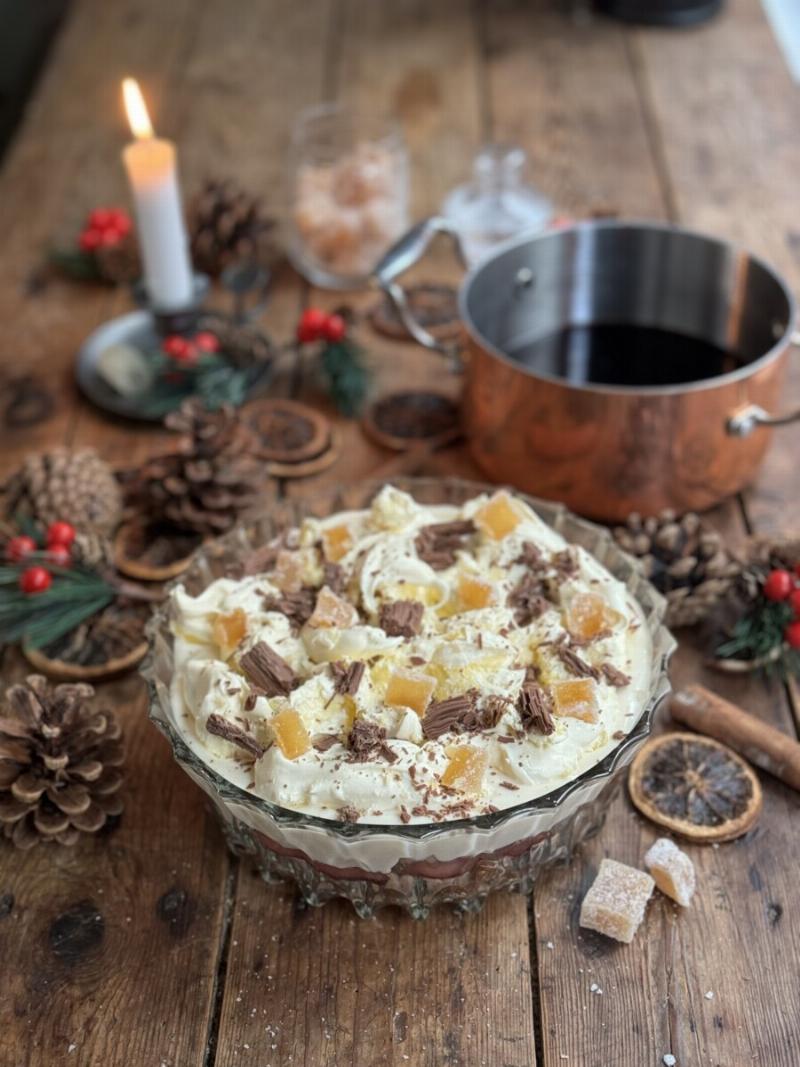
[122,78,154,140]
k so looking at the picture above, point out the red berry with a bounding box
[323,313,347,343]
[46,520,76,548]
[162,335,197,363]
[79,228,102,252]
[763,568,793,602]
[19,566,52,594]
[109,210,132,236]
[296,308,329,343]
[194,331,220,353]
[99,226,124,247]
[88,208,113,230]
[790,588,800,619]
[785,620,800,650]
[47,544,72,567]
[5,535,36,562]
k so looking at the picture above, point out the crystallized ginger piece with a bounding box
[273,548,316,592]
[579,858,654,943]
[566,591,624,640]
[212,608,247,658]
[440,745,488,795]
[385,669,436,716]
[271,708,311,760]
[307,586,359,629]
[474,491,522,540]
[321,523,353,562]
[644,837,695,907]
[552,678,599,723]
[457,573,494,611]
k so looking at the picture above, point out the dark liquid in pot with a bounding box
[509,323,746,387]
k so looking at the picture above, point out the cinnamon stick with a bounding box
[669,684,800,792]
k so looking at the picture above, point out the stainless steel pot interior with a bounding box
[460,221,796,391]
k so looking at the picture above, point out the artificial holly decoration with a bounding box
[0,675,124,849]
[19,566,53,594]
[51,207,140,285]
[6,536,36,563]
[763,568,793,602]
[294,307,369,416]
[46,521,76,549]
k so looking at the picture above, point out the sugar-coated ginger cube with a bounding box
[457,573,494,611]
[474,491,522,540]
[321,523,353,562]
[308,586,359,629]
[579,858,655,943]
[644,838,696,907]
[273,549,310,592]
[440,745,488,795]
[552,678,599,723]
[385,669,436,716]
[271,708,311,760]
[566,591,624,640]
[212,608,247,658]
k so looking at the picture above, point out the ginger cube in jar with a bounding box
[212,608,247,658]
[321,523,353,562]
[385,669,436,716]
[552,678,599,723]
[308,586,359,629]
[271,709,311,760]
[457,573,494,611]
[566,591,624,641]
[474,491,522,540]
[440,745,488,795]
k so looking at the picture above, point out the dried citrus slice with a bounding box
[628,732,762,843]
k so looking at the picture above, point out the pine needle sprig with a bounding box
[716,598,798,677]
[0,560,116,649]
[321,339,369,417]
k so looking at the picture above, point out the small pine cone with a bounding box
[188,178,277,278]
[94,233,141,285]
[3,448,122,535]
[72,530,114,568]
[0,675,124,849]
[613,508,740,628]
[199,318,275,369]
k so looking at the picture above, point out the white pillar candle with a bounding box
[121,78,194,311]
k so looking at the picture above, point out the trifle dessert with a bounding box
[168,485,653,826]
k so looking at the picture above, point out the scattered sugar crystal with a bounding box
[704,990,714,1000]
[579,858,654,943]
[545,941,554,950]
[644,837,696,907]
[589,982,603,995]
[663,1056,676,1066]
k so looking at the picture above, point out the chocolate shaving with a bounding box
[500,781,520,791]
[313,732,341,752]
[323,561,346,594]
[262,587,317,628]
[240,641,297,696]
[347,719,398,763]
[514,541,544,569]
[420,691,492,740]
[379,599,424,638]
[330,660,365,697]
[206,714,266,759]
[553,641,600,680]
[516,672,555,735]
[399,806,412,824]
[337,805,361,823]
[507,572,550,626]
[415,519,476,570]
[600,663,631,687]
[551,547,579,577]
[612,730,627,740]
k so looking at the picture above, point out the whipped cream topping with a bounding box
[169,486,651,824]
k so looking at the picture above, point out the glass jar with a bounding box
[288,103,410,289]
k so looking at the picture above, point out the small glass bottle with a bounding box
[441,145,552,266]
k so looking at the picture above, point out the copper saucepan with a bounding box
[374,219,800,521]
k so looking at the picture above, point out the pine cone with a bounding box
[200,318,274,369]
[3,448,122,535]
[613,510,741,628]
[188,178,277,277]
[0,675,124,849]
[126,399,263,538]
[72,530,114,569]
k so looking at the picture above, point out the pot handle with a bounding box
[373,216,466,365]
[726,329,800,437]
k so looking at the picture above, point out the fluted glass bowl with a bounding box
[143,478,675,918]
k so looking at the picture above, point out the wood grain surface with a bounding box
[0,1,799,1065]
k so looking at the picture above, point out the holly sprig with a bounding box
[296,308,369,416]
[716,566,800,676]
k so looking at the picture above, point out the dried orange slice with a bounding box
[628,732,762,843]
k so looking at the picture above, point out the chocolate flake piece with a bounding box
[240,641,297,696]
[422,691,482,740]
[323,560,346,594]
[313,732,341,752]
[337,805,361,823]
[399,806,412,824]
[507,572,550,626]
[262,587,317,628]
[612,730,627,740]
[500,781,520,791]
[244,692,259,712]
[330,660,365,696]
[552,547,579,577]
[206,713,266,759]
[600,663,631,687]
[415,519,476,570]
[517,671,555,735]
[553,641,601,680]
[379,599,424,638]
[514,541,544,569]
[347,719,398,763]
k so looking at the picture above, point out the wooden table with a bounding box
[1,1,799,1064]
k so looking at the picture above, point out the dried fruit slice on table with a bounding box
[628,731,762,843]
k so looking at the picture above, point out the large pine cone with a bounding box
[3,448,122,535]
[614,510,741,628]
[200,318,275,369]
[126,399,263,538]
[188,178,277,277]
[0,675,124,849]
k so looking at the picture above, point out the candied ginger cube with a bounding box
[457,573,494,611]
[440,745,488,795]
[385,669,436,716]
[552,678,599,723]
[321,523,353,562]
[212,608,247,658]
[308,586,359,629]
[566,592,624,640]
[475,491,522,540]
[644,838,695,907]
[271,708,311,760]
[273,549,309,592]
[579,858,654,943]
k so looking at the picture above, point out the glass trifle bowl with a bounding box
[143,478,674,918]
